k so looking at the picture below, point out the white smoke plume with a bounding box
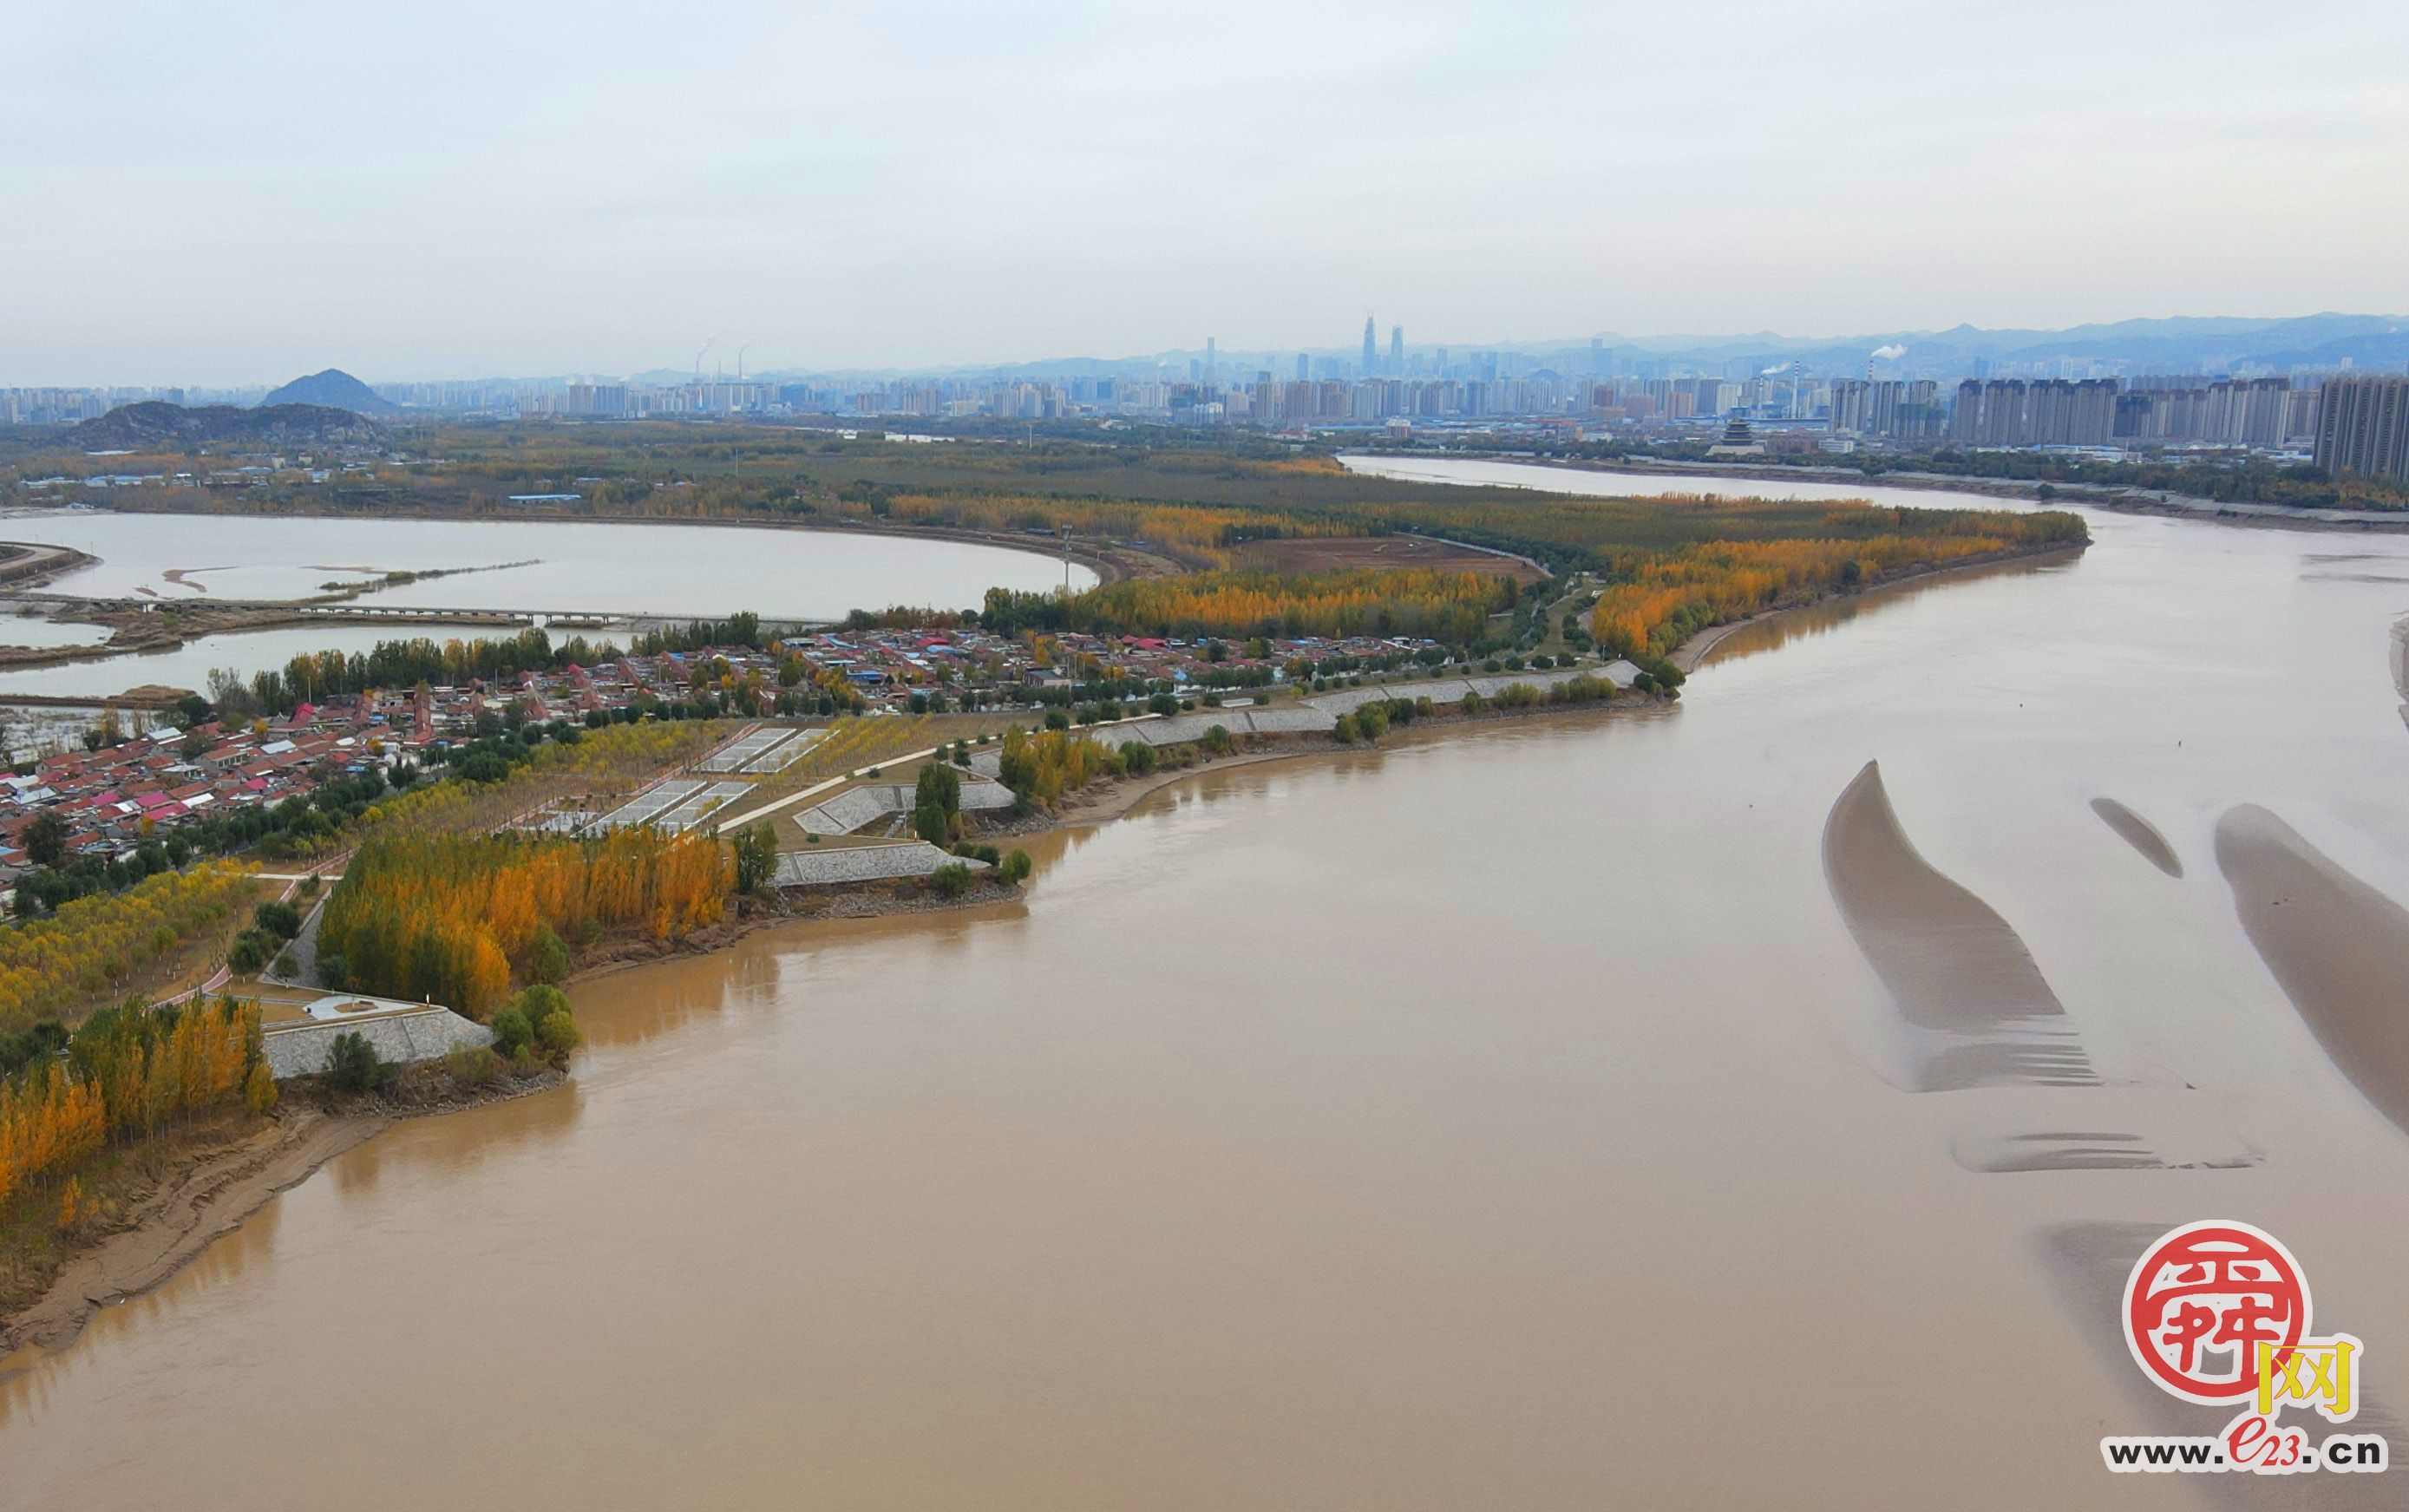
[1870,343,1908,361]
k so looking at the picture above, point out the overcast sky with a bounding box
[7,0,2406,385]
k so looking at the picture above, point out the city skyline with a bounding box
[10,309,2409,398]
[9,1,2407,384]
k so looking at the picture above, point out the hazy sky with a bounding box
[8,0,2406,384]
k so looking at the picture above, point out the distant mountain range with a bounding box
[258,368,396,415]
[67,402,386,450]
[1575,313,2409,381]
[73,317,2403,403]
[737,313,2409,385]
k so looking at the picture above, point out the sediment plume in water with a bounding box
[2090,797,2183,878]
[2216,803,2409,1140]
[1822,761,2098,1090]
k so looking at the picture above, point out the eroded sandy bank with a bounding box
[0,1075,561,1365]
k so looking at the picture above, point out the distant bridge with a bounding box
[19,593,832,637]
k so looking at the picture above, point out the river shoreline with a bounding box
[0,474,2078,698]
[0,688,1688,1365]
[1667,540,2088,671]
[53,501,1162,589]
[1350,448,2409,532]
[0,514,2077,1372]
[0,1070,564,1367]
[0,508,1156,697]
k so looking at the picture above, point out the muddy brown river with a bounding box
[5,476,2408,1508]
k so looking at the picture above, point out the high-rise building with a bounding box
[1205,337,1217,386]
[1362,317,1378,378]
[2118,376,2295,446]
[2315,376,2409,481]
[1388,325,1404,376]
[1295,352,1311,383]
[1829,380,1871,434]
[1951,378,2116,446]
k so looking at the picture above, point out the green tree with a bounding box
[535,1011,581,1057]
[489,1007,534,1057]
[23,813,66,869]
[998,849,1033,884]
[509,984,572,1024]
[732,823,779,893]
[914,761,961,815]
[325,1031,390,1092]
[930,861,972,898]
[913,762,962,845]
[1118,740,1157,775]
[228,929,273,974]
[527,923,572,984]
[254,900,304,939]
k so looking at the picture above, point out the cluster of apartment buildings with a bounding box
[1931,372,2408,480]
[1939,376,2317,449]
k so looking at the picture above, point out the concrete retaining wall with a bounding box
[1083,664,1642,749]
[262,1008,494,1080]
[794,776,1015,836]
[775,842,992,887]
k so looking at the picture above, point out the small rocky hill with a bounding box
[65,402,388,451]
[258,368,397,415]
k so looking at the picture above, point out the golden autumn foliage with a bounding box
[57,1175,91,1231]
[318,830,732,1016]
[996,726,1118,807]
[1590,510,2085,658]
[0,1066,103,1212]
[70,995,262,1137]
[865,492,1349,570]
[0,862,255,1037]
[991,566,1519,642]
[0,996,262,1212]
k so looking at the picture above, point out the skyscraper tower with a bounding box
[1362,316,1378,378]
[1389,325,1404,376]
[1205,337,1217,385]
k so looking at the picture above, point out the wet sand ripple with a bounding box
[1823,761,2098,1090]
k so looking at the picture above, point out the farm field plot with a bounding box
[590,778,703,832]
[742,727,829,773]
[653,781,753,833]
[696,726,794,773]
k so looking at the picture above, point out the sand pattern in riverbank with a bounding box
[2216,803,2409,1140]
[2090,797,2183,878]
[1823,761,2098,1090]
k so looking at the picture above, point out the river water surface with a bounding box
[0,510,1088,617]
[3,468,2406,1508]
